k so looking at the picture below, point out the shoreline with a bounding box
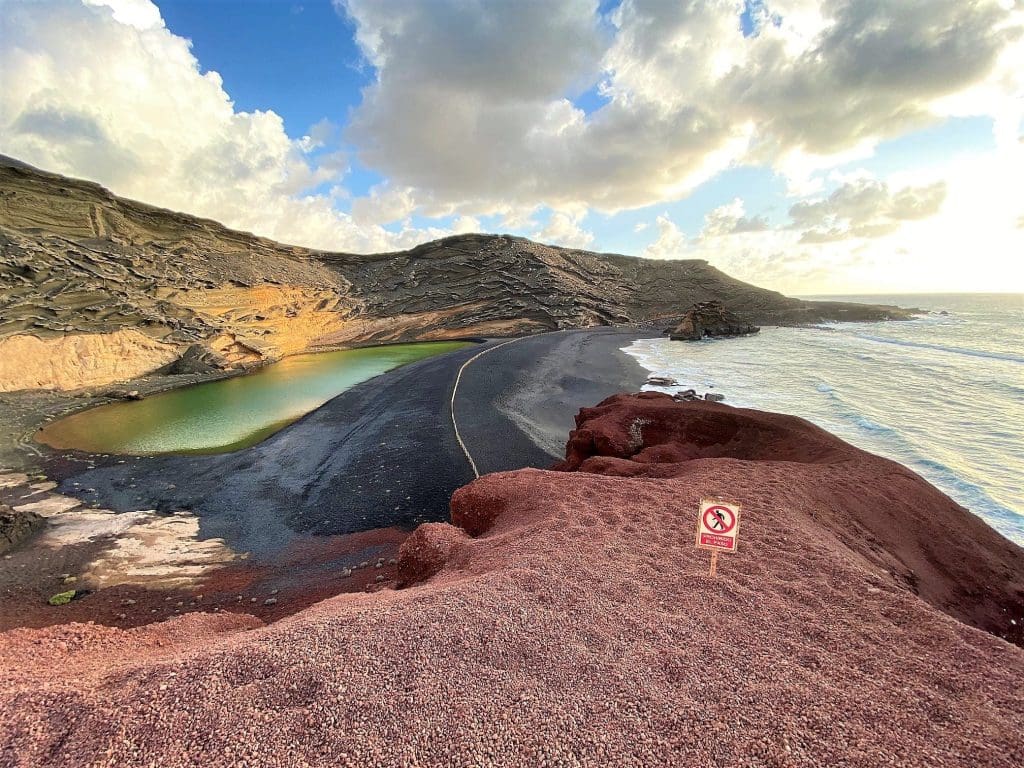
[621,310,1024,546]
[2,391,1022,765]
[1,327,654,632]
[1,335,495,470]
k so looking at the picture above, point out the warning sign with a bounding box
[696,499,741,552]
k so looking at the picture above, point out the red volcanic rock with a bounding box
[558,392,1024,639]
[1,394,1022,767]
[395,522,469,585]
[558,390,853,469]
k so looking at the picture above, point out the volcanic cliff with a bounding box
[0,156,911,391]
[1,394,1021,766]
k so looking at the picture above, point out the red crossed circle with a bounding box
[703,505,736,534]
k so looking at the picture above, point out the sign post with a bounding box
[696,498,741,576]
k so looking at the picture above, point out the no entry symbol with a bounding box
[703,505,736,534]
[696,499,742,575]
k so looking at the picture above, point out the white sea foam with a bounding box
[622,294,1024,545]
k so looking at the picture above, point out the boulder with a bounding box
[672,389,699,402]
[47,590,77,606]
[0,503,44,553]
[669,300,759,340]
[166,344,228,375]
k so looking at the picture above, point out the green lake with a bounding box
[37,341,472,455]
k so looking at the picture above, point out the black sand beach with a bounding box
[1,328,654,629]
[36,328,655,556]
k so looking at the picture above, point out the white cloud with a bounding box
[700,198,770,239]
[451,215,481,234]
[642,214,686,259]
[1,0,1021,293]
[647,156,1022,294]
[339,0,1023,217]
[789,178,947,242]
[351,185,418,227]
[535,211,595,250]
[0,0,459,252]
[298,118,339,152]
[82,0,161,29]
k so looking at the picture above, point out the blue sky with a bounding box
[2,0,1021,293]
[157,0,382,196]
[156,0,767,220]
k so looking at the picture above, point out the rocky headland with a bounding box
[0,156,913,393]
[669,299,760,340]
[4,154,1016,766]
[1,394,1021,766]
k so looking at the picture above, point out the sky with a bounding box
[1,0,1022,295]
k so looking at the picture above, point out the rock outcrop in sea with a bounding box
[2,394,1021,765]
[0,156,914,392]
[669,300,760,340]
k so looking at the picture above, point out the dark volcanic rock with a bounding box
[165,344,230,375]
[0,155,914,391]
[0,503,44,553]
[669,300,760,340]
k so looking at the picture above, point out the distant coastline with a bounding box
[624,293,1024,544]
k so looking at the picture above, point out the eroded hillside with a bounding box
[0,157,909,391]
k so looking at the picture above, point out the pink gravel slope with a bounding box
[2,395,1023,767]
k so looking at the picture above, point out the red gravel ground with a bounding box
[2,393,1023,767]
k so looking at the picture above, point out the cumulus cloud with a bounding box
[338,0,1023,216]
[736,1,1021,159]
[535,211,595,250]
[642,214,687,259]
[790,177,947,242]
[720,149,1021,293]
[2,0,1021,292]
[700,198,771,238]
[451,215,481,235]
[0,0,455,252]
[351,185,418,227]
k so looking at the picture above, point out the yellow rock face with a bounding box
[166,284,354,359]
[0,330,180,392]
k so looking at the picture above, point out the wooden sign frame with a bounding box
[696,498,741,576]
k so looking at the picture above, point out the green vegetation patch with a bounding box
[48,590,77,606]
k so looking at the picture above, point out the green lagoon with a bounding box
[38,341,471,455]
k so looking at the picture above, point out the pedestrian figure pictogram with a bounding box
[703,505,736,534]
[696,499,741,576]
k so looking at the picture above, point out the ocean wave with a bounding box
[815,386,901,439]
[852,417,899,436]
[854,333,1024,364]
[621,330,1023,544]
[814,385,1018,533]
[910,457,1024,538]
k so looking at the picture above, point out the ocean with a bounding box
[622,294,1024,546]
